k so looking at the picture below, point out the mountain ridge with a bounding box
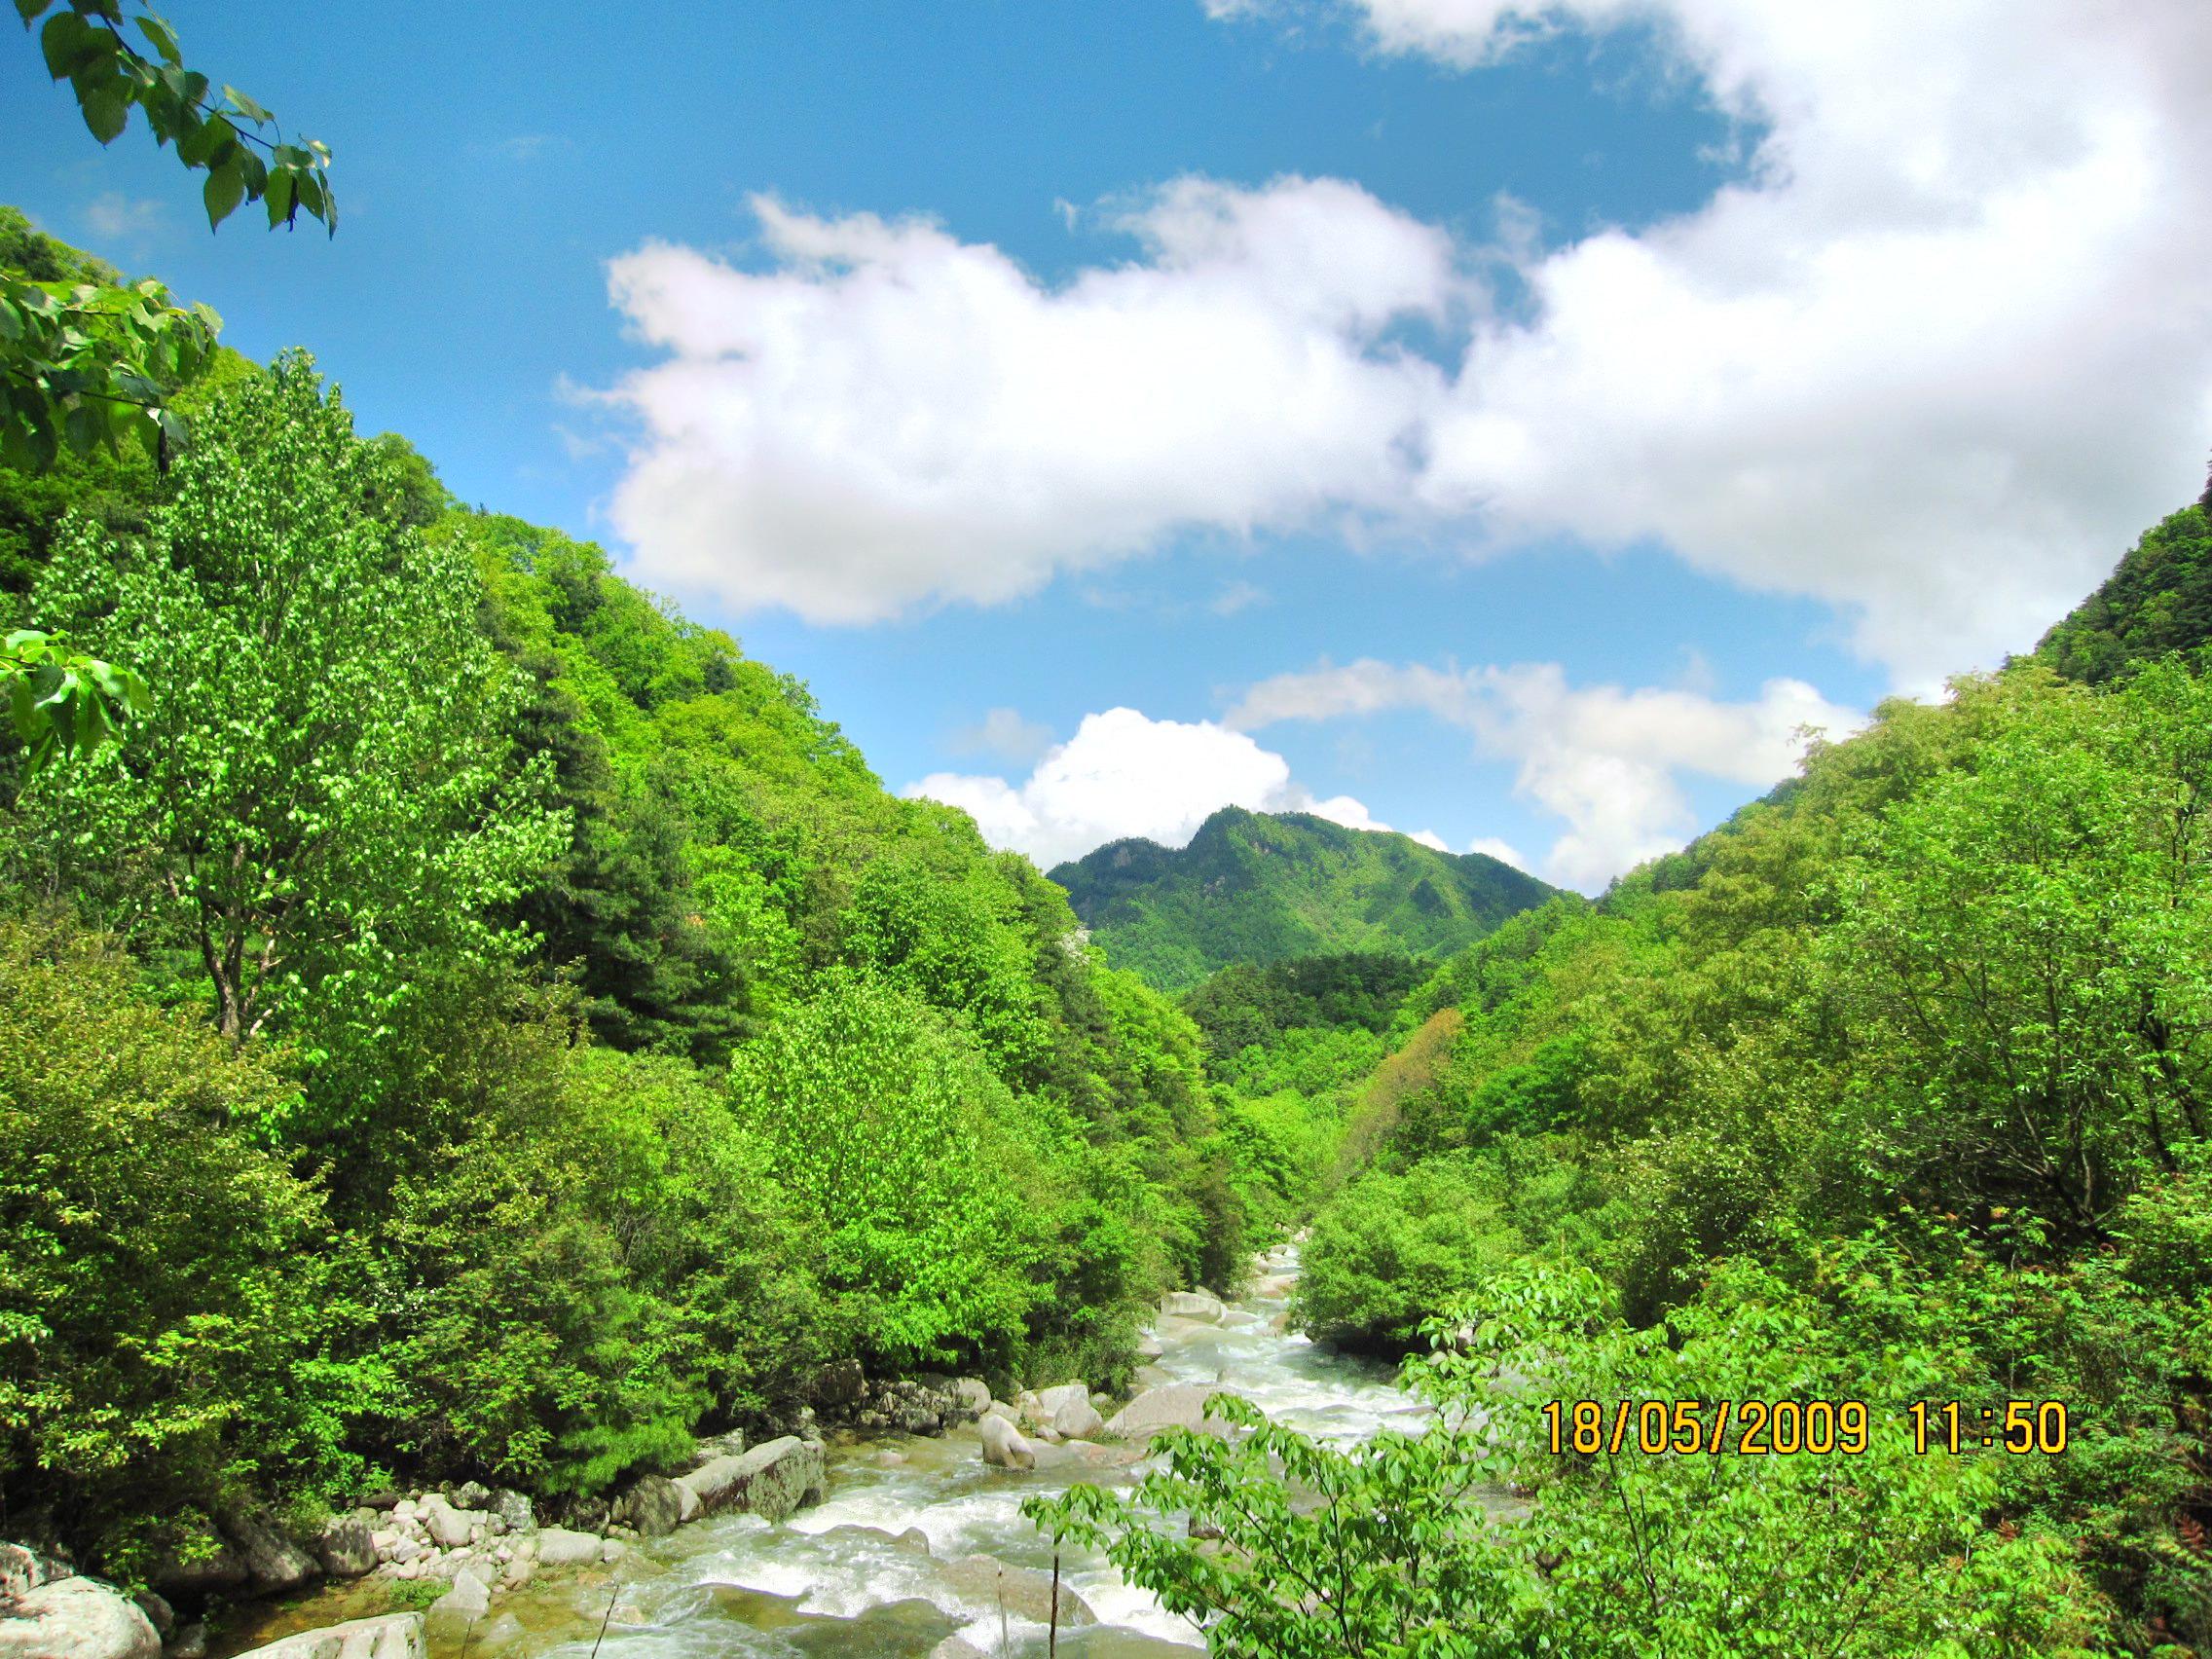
[1051,805,1557,989]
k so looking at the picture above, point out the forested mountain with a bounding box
[1050,805,1555,989]
[1065,498,2212,1651]
[2035,492,2212,682]
[0,211,1279,1563]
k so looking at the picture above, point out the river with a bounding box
[382,1240,1426,1658]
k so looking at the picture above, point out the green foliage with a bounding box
[1051,805,1556,990]
[0,917,354,1559]
[370,999,828,1493]
[14,353,567,1065]
[2,625,146,774]
[1035,1257,2100,1657]
[16,2,335,236]
[2037,503,2212,683]
[1287,625,2212,1644]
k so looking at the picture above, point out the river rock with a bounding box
[451,1482,491,1510]
[943,1555,1097,1627]
[1035,1382,1088,1418]
[977,1412,1035,1470]
[226,1612,424,1659]
[684,1429,748,1470]
[0,1576,160,1659]
[1134,1333,1164,1360]
[1106,1382,1231,1440]
[676,1435,826,1522]
[533,1529,604,1568]
[131,1591,172,1639]
[1053,1398,1106,1440]
[145,1516,248,1598]
[1160,1290,1227,1323]
[1254,1273,1297,1299]
[611,1474,683,1538]
[315,1512,377,1579]
[810,1357,866,1410]
[418,1498,479,1552]
[229,1515,320,1596]
[487,1490,535,1533]
[951,1378,991,1417]
[928,1639,990,1659]
[170,1625,207,1659]
[1,1543,44,1604]
[428,1567,492,1623]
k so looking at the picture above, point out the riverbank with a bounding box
[197,1240,1423,1658]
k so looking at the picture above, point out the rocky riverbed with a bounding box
[8,1242,1427,1659]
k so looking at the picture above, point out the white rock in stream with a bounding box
[1160,1289,1227,1323]
[1106,1382,1233,1439]
[977,1412,1035,1469]
[1034,1382,1088,1417]
[1052,1398,1106,1439]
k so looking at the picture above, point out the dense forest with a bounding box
[1038,502,2212,1653]
[1051,806,1553,990]
[0,207,1319,1575]
[7,175,2212,1659]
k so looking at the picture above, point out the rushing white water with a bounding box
[467,1241,1425,1658]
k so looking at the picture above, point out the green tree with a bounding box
[16,355,565,1067]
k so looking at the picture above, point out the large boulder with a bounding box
[977,1413,1035,1470]
[1035,1382,1089,1418]
[1159,1290,1227,1324]
[417,1498,479,1551]
[942,1555,1097,1627]
[428,1567,492,1623]
[0,1543,44,1604]
[144,1516,247,1598]
[315,1513,378,1580]
[950,1379,991,1419]
[226,1516,319,1597]
[809,1357,866,1410]
[676,1435,826,1522]
[1106,1382,1230,1440]
[611,1475,683,1539]
[487,1490,535,1533]
[533,1529,604,1568]
[226,1612,424,1659]
[1053,1399,1106,1440]
[0,1576,161,1659]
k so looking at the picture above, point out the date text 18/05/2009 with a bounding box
[1541,1399,2070,1456]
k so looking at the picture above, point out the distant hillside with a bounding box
[2035,492,2212,682]
[1051,807,1558,989]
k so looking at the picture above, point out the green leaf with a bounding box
[38,8,90,78]
[133,12,180,65]
[176,112,228,166]
[264,168,296,229]
[203,160,244,230]
[14,0,57,22]
[221,83,272,125]
[79,80,129,143]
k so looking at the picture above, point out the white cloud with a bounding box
[907,706,1408,867]
[1409,828,1452,851]
[83,192,164,241]
[603,178,1458,624]
[600,4,2212,686]
[950,706,1056,765]
[1226,658,1860,889]
[1286,0,2212,685]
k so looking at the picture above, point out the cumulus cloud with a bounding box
[1226,658,1860,889]
[1291,0,2212,685]
[907,706,1415,868]
[603,178,1458,624]
[601,2,2212,685]
[950,706,1056,765]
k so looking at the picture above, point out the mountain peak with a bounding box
[1049,809,1555,990]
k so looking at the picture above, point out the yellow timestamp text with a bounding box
[1540,1399,2070,1457]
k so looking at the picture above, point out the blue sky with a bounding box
[7,1,2207,887]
